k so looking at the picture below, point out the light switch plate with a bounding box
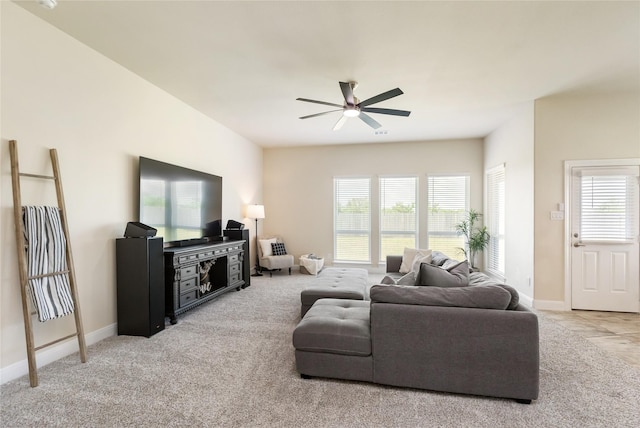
[550,211,565,220]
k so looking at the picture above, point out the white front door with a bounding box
[569,164,640,313]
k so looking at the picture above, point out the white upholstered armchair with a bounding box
[257,236,294,277]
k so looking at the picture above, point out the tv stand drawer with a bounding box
[179,290,197,307]
[179,265,197,279]
[180,277,197,293]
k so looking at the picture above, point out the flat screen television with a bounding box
[138,157,222,247]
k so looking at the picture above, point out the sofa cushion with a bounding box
[293,299,372,356]
[300,268,369,317]
[370,284,511,310]
[260,254,294,270]
[417,261,469,287]
[499,283,520,310]
[469,272,520,310]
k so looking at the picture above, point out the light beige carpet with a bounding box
[1,272,639,427]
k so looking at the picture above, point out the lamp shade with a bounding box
[246,204,265,220]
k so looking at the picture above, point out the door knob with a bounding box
[573,243,585,247]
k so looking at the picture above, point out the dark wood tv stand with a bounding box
[164,240,245,324]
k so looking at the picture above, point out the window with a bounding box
[334,177,371,262]
[486,164,505,277]
[574,166,639,242]
[427,175,469,258]
[379,176,418,262]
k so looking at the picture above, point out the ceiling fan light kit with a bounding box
[38,0,58,10]
[343,107,360,117]
[297,81,410,131]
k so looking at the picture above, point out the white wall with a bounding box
[533,91,640,308]
[0,3,262,379]
[263,139,484,270]
[484,102,535,301]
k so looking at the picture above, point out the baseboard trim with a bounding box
[533,299,567,311]
[0,323,117,385]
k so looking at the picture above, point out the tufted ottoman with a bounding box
[300,267,369,317]
[293,299,373,382]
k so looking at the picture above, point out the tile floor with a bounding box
[540,309,640,369]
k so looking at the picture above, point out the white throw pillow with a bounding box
[411,251,432,274]
[399,247,432,274]
[259,238,277,257]
[397,271,417,285]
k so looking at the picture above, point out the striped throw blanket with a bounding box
[23,206,75,322]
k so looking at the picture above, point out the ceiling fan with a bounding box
[296,81,411,130]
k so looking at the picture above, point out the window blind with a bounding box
[486,165,505,276]
[334,177,371,262]
[427,175,469,258]
[574,166,639,242]
[379,176,418,262]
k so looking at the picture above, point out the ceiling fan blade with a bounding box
[339,81,355,105]
[358,88,404,107]
[296,98,344,108]
[333,115,348,131]
[299,109,342,120]
[359,113,382,129]
[361,107,411,117]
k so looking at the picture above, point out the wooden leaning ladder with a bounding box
[9,140,87,387]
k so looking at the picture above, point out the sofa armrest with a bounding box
[370,302,539,401]
[386,255,403,273]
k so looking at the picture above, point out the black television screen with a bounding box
[138,157,222,246]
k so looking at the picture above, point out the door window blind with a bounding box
[379,176,418,262]
[427,175,469,258]
[334,177,371,262]
[574,166,639,242]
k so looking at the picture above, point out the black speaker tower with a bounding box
[116,236,165,337]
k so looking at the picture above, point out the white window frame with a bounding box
[333,177,371,263]
[426,174,470,259]
[485,164,506,279]
[379,176,418,263]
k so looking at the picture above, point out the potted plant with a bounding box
[454,209,490,270]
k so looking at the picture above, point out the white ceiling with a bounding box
[14,0,640,147]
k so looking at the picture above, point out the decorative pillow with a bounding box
[417,261,469,287]
[399,248,432,274]
[411,252,432,274]
[370,284,511,310]
[259,238,277,257]
[271,242,287,256]
[380,271,416,286]
[441,259,466,271]
[430,251,450,267]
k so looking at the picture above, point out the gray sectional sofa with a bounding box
[292,253,540,403]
